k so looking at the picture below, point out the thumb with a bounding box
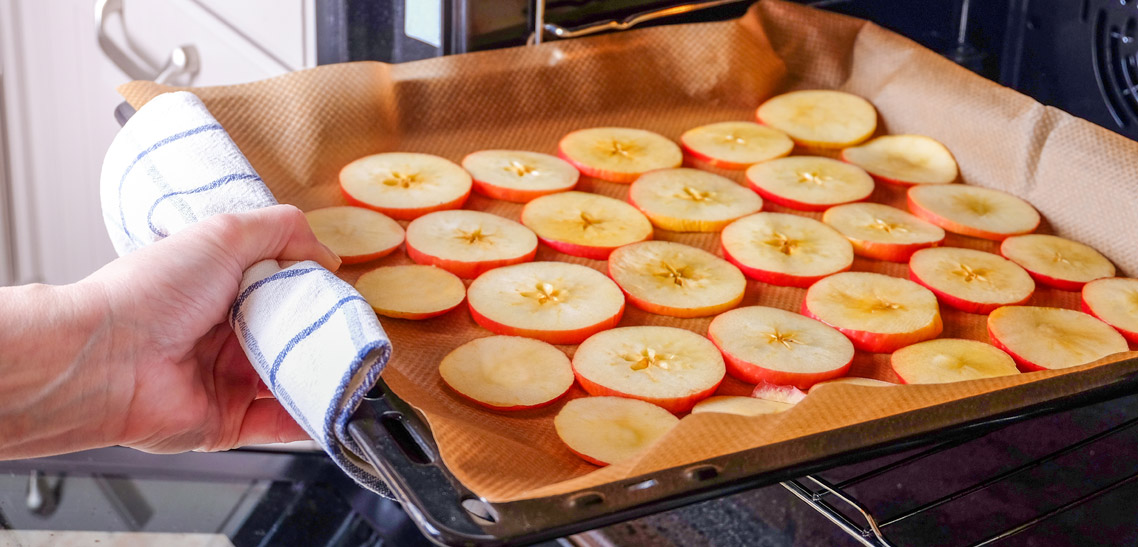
[199,205,342,273]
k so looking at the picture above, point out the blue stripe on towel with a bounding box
[117,122,224,243]
[229,267,321,323]
[268,295,368,387]
[146,172,263,237]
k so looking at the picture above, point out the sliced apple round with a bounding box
[745,156,875,212]
[521,191,653,260]
[439,336,574,411]
[755,90,877,149]
[823,202,945,262]
[572,326,726,413]
[340,152,472,220]
[304,206,404,265]
[891,338,1019,384]
[1082,277,1138,343]
[690,396,793,416]
[907,184,1040,240]
[627,168,762,232]
[808,377,895,393]
[908,247,1035,314]
[988,306,1129,371]
[405,210,538,278]
[466,261,624,345]
[558,127,683,183]
[709,306,854,389]
[608,241,746,318]
[554,396,680,466]
[461,149,579,203]
[803,271,943,353]
[679,121,794,170]
[841,135,958,185]
[354,265,466,320]
[1000,234,1115,291]
[720,212,854,288]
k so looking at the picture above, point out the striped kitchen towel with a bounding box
[99,91,391,495]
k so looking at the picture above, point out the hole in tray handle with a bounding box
[567,492,605,509]
[379,412,434,465]
[686,465,721,482]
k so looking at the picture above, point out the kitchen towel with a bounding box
[99,91,391,495]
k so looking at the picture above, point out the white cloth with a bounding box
[100,91,390,494]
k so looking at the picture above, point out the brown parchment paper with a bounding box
[119,0,1138,502]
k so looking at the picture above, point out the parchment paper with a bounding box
[119,0,1138,502]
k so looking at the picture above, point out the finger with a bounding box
[202,205,342,274]
[255,378,274,399]
[234,398,311,447]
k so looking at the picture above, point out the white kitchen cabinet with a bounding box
[0,0,314,286]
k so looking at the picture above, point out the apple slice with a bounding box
[679,121,794,170]
[891,338,1019,384]
[439,336,574,411]
[461,150,579,203]
[908,247,1035,314]
[405,210,538,278]
[521,191,653,260]
[466,261,624,345]
[555,396,679,466]
[804,271,943,353]
[572,326,726,413]
[808,377,894,393]
[354,265,466,320]
[304,206,404,265]
[988,306,1129,371]
[755,90,877,148]
[340,152,472,220]
[709,306,855,388]
[627,168,762,232]
[1082,277,1138,343]
[720,212,854,288]
[750,380,808,404]
[907,184,1040,240]
[841,135,958,185]
[608,241,746,318]
[1000,234,1115,291]
[557,127,683,183]
[823,202,945,262]
[745,156,875,212]
[690,396,793,416]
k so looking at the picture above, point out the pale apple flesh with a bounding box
[405,209,538,278]
[608,241,746,318]
[304,206,405,265]
[521,191,654,260]
[907,184,1040,240]
[339,152,472,220]
[558,127,683,183]
[755,90,878,149]
[354,265,466,320]
[908,247,1035,314]
[554,396,680,466]
[750,380,808,404]
[439,336,575,410]
[690,396,793,416]
[823,202,945,262]
[841,134,958,185]
[720,212,854,288]
[745,156,875,212]
[680,121,794,170]
[628,168,763,232]
[808,377,895,393]
[572,326,726,414]
[1000,234,1115,291]
[891,338,1019,384]
[803,271,943,353]
[987,306,1129,371]
[461,149,579,203]
[709,306,855,389]
[466,261,625,345]
[1082,277,1138,343]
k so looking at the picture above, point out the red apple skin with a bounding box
[716,342,852,389]
[406,241,537,279]
[987,325,1047,372]
[539,232,653,261]
[906,192,1036,241]
[470,178,576,204]
[680,143,752,171]
[745,177,871,213]
[565,445,612,467]
[908,267,1033,315]
[850,238,941,263]
[442,378,572,412]
[721,245,849,288]
[557,148,640,184]
[801,301,944,353]
[572,371,722,414]
[340,185,471,221]
[339,244,401,265]
[1081,296,1138,344]
[468,301,624,346]
[373,300,464,321]
[998,240,1098,291]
